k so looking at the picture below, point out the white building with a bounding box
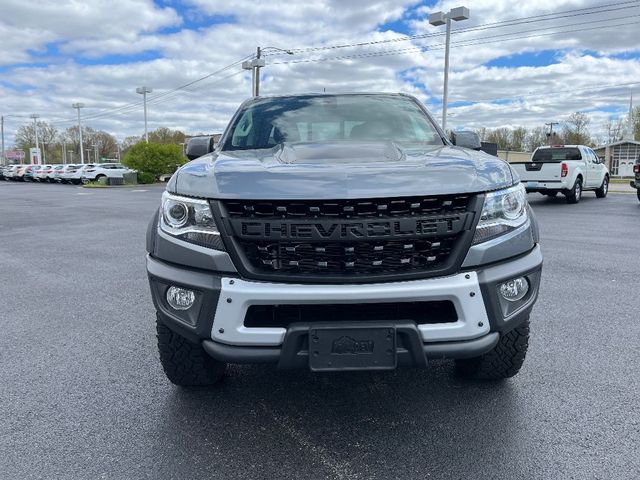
[593,94,639,177]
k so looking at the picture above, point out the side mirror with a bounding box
[451,131,482,150]
[185,136,215,160]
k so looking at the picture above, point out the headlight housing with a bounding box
[473,184,528,244]
[160,191,225,250]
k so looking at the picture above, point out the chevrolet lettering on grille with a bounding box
[230,215,471,241]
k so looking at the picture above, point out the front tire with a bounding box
[595,176,608,198]
[156,315,226,386]
[566,177,582,204]
[637,189,640,202]
[455,319,530,380]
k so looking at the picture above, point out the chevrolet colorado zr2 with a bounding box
[146,93,542,386]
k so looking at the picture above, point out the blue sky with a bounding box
[1,0,639,146]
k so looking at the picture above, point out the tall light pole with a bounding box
[1,115,4,164]
[136,86,152,142]
[72,103,85,164]
[30,114,40,163]
[429,6,470,132]
[92,143,98,163]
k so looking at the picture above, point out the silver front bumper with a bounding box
[211,272,490,346]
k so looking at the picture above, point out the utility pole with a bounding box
[136,86,152,142]
[545,122,559,145]
[429,7,471,131]
[62,141,66,164]
[30,114,40,163]
[92,143,98,163]
[72,103,85,164]
[242,47,292,97]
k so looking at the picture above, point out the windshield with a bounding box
[532,147,582,162]
[222,94,443,151]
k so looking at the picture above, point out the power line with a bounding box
[270,18,640,66]
[50,54,253,125]
[264,0,640,55]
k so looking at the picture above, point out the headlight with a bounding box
[160,191,225,250]
[473,184,528,244]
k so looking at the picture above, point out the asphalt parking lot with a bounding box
[1,182,638,480]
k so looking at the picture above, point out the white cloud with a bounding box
[0,0,639,148]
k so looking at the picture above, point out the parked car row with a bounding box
[0,163,134,184]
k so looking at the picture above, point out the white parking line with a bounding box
[131,189,148,192]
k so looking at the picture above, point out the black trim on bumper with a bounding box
[202,330,499,368]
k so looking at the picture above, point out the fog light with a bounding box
[166,286,195,310]
[499,277,529,302]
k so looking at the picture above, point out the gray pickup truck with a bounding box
[146,93,542,386]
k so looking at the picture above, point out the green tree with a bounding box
[122,142,186,177]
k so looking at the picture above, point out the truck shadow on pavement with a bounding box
[151,363,523,479]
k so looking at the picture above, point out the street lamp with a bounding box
[30,114,40,163]
[72,103,85,164]
[136,86,152,142]
[429,6,470,131]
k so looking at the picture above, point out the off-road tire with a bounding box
[156,315,226,386]
[455,319,529,380]
[565,177,582,204]
[595,175,608,198]
[636,189,640,202]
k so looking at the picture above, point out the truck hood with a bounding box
[170,141,515,199]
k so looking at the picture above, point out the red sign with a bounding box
[5,150,25,161]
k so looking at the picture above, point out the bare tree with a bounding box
[147,127,186,145]
[485,128,512,150]
[90,131,119,160]
[526,127,551,151]
[633,106,640,140]
[510,127,528,152]
[14,121,59,161]
[603,118,625,144]
[562,112,592,146]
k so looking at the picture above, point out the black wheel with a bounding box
[637,189,640,202]
[595,176,608,198]
[565,177,582,204]
[156,315,226,386]
[455,318,530,380]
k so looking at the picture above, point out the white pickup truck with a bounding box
[511,145,609,204]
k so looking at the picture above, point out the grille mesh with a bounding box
[220,195,475,279]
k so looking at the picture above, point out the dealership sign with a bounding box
[4,150,25,161]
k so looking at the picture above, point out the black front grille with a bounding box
[239,238,456,274]
[217,194,478,282]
